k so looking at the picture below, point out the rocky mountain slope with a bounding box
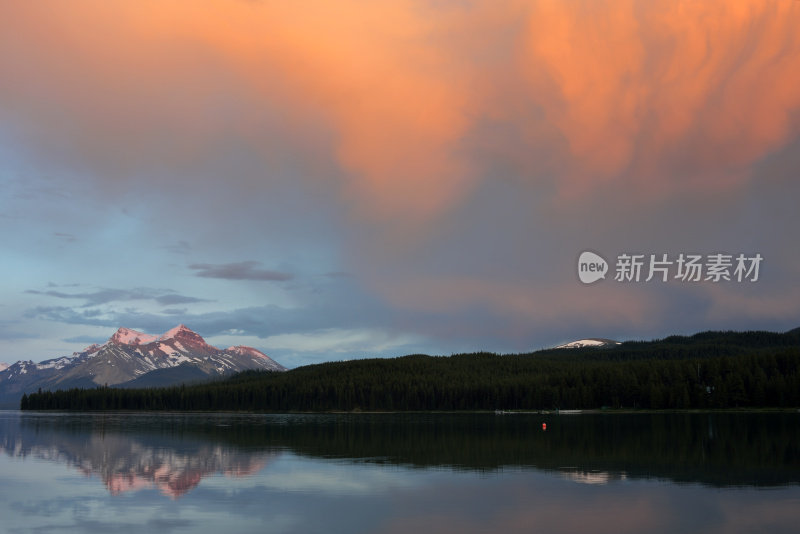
[0,325,285,407]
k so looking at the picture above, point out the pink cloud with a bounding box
[2,1,798,337]
[3,1,798,218]
[521,0,800,200]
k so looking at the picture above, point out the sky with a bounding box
[1,0,799,368]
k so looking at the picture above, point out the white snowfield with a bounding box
[554,338,621,349]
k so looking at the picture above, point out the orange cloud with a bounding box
[260,3,474,228]
[1,1,477,233]
[3,1,798,220]
[522,0,800,198]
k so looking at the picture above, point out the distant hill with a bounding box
[0,325,285,408]
[22,326,800,412]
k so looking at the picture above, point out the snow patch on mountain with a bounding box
[554,338,621,349]
[157,342,175,355]
[34,356,74,370]
[226,346,265,358]
[224,345,286,371]
[79,343,105,356]
[110,327,158,346]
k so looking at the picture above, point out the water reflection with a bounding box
[560,469,627,485]
[0,412,278,498]
[2,411,799,496]
[1,411,799,534]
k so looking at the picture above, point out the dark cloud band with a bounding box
[188,262,293,282]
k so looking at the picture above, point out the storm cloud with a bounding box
[1,0,798,366]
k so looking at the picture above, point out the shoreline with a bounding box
[9,407,800,415]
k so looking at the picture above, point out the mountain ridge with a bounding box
[0,325,285,407]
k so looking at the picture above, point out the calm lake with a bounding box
[1,410,799,533]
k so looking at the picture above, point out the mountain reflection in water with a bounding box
[0,412,277,498]
[2,411,800,499]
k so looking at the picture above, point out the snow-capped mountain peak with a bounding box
[554,338,621,349]
[108,324,207,348]
[159,324,193,341]
[0,325,286,407]
[110,327,158,346]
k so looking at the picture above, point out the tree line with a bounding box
[20,328,800,411]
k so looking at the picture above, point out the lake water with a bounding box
[1,410,799,533]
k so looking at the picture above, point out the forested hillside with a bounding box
[21,328,800,411]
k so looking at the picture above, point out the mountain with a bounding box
[0,325,285,408]
[554,338,621,349]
